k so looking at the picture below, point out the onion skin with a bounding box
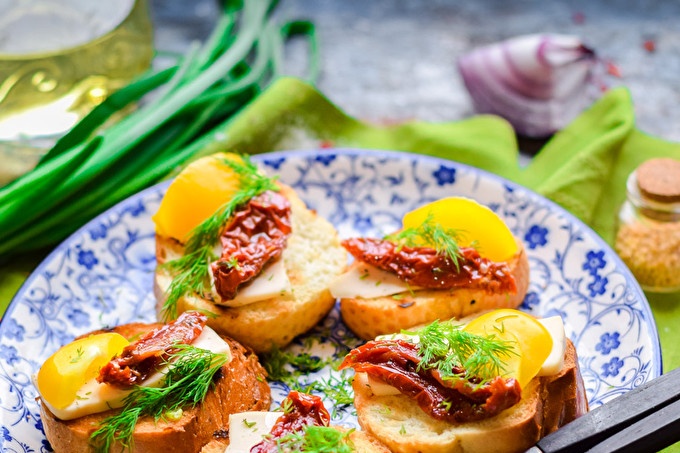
[458,34,598,138]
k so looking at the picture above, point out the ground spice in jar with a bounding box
[614,158,680,292]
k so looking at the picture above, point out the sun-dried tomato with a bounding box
[339,339,521,423]
[342,237,516,293]
[211,190,292,301]
[98,311,207,388]
[250,391,330,453]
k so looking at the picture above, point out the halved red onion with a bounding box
[458,34,599,138]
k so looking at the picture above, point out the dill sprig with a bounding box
[89,344,229,453]
[412,320,517,383]
[312,371,354,408]
[262,347,354,418]
[274,425,355,453]
[386,214,470,270]
[161,155,279,319]
[261,346,330,385]
[296,371,355,419]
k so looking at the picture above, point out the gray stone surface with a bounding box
[150,0,680,143]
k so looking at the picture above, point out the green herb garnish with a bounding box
[89,344,229,452]
[161,155,278,318]
[280,397,294,415]
[262,347,354,417]
[70,347,84,364]
[305,371,355,418]
[262,345,329,384]
[243,418,257,429]
[386,214,469,270]
[222,256,241,270]
[377,406,392,416]
[411,320,516,382]
[275,425,355,453]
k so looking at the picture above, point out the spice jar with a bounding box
[615,158,680,293]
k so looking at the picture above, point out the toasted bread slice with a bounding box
[340,242,530,340]
[347,428,393,452]
[39,322,271,453]
[351,339,587,453]
[154,184,348,353]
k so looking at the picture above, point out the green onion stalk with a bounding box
[0,0,319,260]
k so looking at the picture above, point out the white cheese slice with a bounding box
[40,326,231,421]
[217,259,291,307]
[354,372,401,397]
[329,262,414,299]
[225,411,280,453]
[537,316,567,376]
[191,324,232,358]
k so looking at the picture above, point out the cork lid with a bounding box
[636,158,680,203]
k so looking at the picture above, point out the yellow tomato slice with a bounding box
[402,197,518,262]
[464,309,552,388]
[37,333,129,409]
[152,153,243,241]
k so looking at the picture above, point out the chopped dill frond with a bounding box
[261,345,293,382]
[280,397,294,414]
[261,347,354,417]
[306,371,355,418]
[220,256,240,270]
[70,346,84,364]
[161,155,279,319]
[243,418,257,429]
[274,425,355,453]
[411,320,517,382]
[386,213,470,270]
[261,346,327,384]
[377,406,392,416]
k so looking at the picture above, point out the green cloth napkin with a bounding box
[2,76,680,372]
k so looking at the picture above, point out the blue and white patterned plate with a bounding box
[0,149,660,451]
